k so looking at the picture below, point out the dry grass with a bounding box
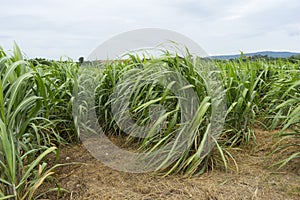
[41,129,300,200]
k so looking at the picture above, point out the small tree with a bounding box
[78,56,84,65]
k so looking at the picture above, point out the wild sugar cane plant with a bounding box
[264,59,300,168]
[91,52,230,176]
[217,57,266,146]
[0,43,77,199]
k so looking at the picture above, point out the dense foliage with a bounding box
[0,44,299,199]
[0,43,77,199]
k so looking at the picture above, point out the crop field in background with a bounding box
[0,43,299,199]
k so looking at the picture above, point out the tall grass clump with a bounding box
[31,57,78,143]
[264,59,300,168]
[215,56,270,146]
[263,59,299,129]
[86,51,231,176]
[0,43,76,199]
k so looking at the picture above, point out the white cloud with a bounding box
[1,0,299,59]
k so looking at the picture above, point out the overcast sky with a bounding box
[1,0,299,59]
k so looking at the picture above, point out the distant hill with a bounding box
[210,51,300,60]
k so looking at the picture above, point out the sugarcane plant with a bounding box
[0,43,76,199]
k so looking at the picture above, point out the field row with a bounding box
[0,43,299,199]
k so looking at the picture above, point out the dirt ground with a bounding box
[43,130,300,200]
